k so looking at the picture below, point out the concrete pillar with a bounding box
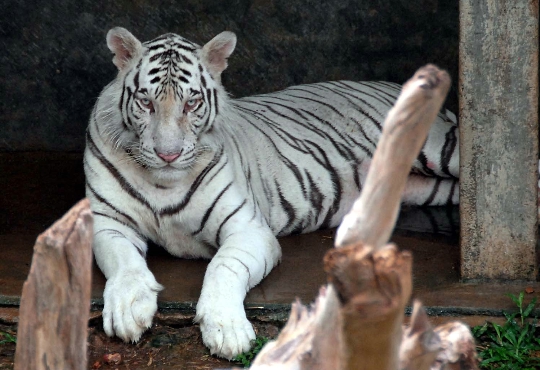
[459,0,538,280]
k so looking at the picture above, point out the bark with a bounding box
[324,244,412,370]
[14,199,93,370]
[251,285,343,370]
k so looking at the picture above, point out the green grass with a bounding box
[473,292,540,370]
[233,336,271,368]
[0,331,16,345]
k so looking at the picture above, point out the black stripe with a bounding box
[86,132,159,225]
[300,109,360,160]
[215,200,247,246]
[173,43,196,52]
[159,148,225,216]
[150,52,166,62]
[181,55,193,65]
[306,172,324,224]
[235,105,310,154]
[94,228,145,258]
[337,81,397,108]
[229,135,247,171]
[276,181,298,235]
[148,43,166,51]
[92,218,145,249]
[318,82,383,130]
[235,109,309,193]
[441,126,458,178]
[359,81,400,105]
[448,180,458,205]
[279,92,345,119]
[422,178,442,206]
[237,101,328,149]
[213,88,219,116]
[119,78,126,113]
[86,184,142,237]
[417,152,437,177]
[304,140,342,228]
[193,182,233,235]
[330,81,389,126]
[214,256,251,281]
[133,71,140,90]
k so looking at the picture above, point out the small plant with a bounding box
[473,292,540,369]
[0,331,16,345]
[233,336,271,368]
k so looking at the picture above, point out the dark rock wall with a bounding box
[0,0,458,151]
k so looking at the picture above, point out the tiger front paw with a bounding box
[102,270,163,342]
[195,302,255,359]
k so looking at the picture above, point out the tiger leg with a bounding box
[93,222,163,342]
[401,173,459,206]
[195,221,281,359]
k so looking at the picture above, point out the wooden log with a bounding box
[400,302,478,370]
[459,0,538,280]
[250,285,343,369]
[324,244,412,370]
[336,64,452,250]
[399,301,441,370]
[331,64,450,369]
[431,322,478,370]
[14,199,93,370]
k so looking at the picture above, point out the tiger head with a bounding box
[100,27,236,178]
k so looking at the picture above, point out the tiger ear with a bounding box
[106,27,143,71]
[201,31,237,78]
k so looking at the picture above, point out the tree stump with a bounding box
[14,199,93,370]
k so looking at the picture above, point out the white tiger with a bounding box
[84,27,459,359]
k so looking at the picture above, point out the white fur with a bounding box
[85,29,462,359]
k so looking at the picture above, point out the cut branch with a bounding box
[431,322,478,370]
[250,285,343,370]
[336,65,451,250]
[248,65,477,370]
[324,244,413,370]
[399,301,442,370]
[14,199,93,370]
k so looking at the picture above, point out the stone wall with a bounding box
[0,0,458,151]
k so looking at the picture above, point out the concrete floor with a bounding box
[1,152,539,322]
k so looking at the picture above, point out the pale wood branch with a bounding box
[249,65,478,370]
[336,65,452,250]
[431,322,478,370]
[400,301,442,370]
[250,285,343,370]
[324,244,413,370]
[14,199,93,370]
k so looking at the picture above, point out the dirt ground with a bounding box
[0,319,281,370]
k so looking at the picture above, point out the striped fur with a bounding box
[84,28,459,358]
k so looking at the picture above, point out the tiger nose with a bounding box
[156,151,181,163]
